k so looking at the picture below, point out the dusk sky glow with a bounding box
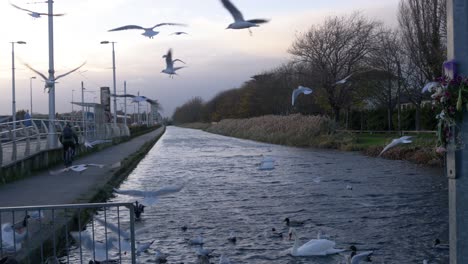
[0,0,400,117]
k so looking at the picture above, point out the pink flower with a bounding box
[436,146,447,154]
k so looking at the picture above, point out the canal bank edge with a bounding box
[176,122,443,167]
[15,126,166,263]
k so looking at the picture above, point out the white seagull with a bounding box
[70,230,116,261]
[220,0,269,34]
[292,86,313,106]
[379,136,412,156]
[113,184,184,206]
[24,62,86,92]
[161,49,186,78]
[49,164,105,175]
[335,74,353,85]
[421,82,440,93]
[10,3,65,18]
[109,23,186,39]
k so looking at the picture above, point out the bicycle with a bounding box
[64,145,75,167]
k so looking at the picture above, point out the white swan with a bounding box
[289,228,344,256]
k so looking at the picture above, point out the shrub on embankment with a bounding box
[180,114,443,167]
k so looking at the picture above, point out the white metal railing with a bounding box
[0,119,130,167]
[0,202,137,264]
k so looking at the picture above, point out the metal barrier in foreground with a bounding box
[0,202,136,264]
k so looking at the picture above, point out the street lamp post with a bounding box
[72,89,75,114]
[11,40,26,160]
[100,41,117,127]
[30,76,36,118]
[47,0,57,148]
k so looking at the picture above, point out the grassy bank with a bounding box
[177,115,443,167]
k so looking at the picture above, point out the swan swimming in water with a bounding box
[342,246,373,264]
[288,228,344,256]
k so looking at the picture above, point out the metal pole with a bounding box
[30,77,36,117]
[124,81,127,126]
[82,82,85,139]
[112,42,117,126]
[137,91,140,125]
[72,89,75,113]
[11,42,17,159]
[47,0,57,148]
[447,1,468,263]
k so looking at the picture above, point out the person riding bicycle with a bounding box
[59,123,79,166]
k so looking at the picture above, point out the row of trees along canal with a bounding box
[173,0,446,131]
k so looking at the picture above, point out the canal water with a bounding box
[71,126,449,263]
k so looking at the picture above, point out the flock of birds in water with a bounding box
[1,0,441,262]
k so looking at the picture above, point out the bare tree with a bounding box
[367,28,403,131]
[289,12,380,122]
[398,0,446,130]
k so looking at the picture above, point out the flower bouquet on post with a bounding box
[423,74,468,153]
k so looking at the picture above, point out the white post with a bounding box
[447,1,468,263]
[47,0,57,148]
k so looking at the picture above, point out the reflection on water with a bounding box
[69,126,449,263]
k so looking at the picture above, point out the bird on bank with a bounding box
[10,3,65,18]
[379,136,413,157]
[161,49,186,78]
[108,23,186,39]
[291,86,313,106]
[24,62,86,92]
[220,0,269,35]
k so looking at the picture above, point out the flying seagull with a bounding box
[220,0,269,35]
[10,3,65,18]
[113,184,184,206]
[170,31,188,36]
[49,163,105,175]
[335,74,353,85]
[421,82,440,93]
[379,136,412,156]
[161,49,186,78]
[24,62,86,92]
[108,23,186,39]
[291,86,313,106]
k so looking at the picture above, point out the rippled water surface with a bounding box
[72,126,449,263]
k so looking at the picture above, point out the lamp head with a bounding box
[100,41,110,44]
[16,41,27,44]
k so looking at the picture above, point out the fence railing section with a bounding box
[0,119,130,167]
[0,202,136,264]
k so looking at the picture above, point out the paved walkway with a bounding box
[0,127,164,207]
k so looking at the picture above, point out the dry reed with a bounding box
[206,114,336,147]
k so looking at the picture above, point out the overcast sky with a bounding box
[0,0,400,117]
